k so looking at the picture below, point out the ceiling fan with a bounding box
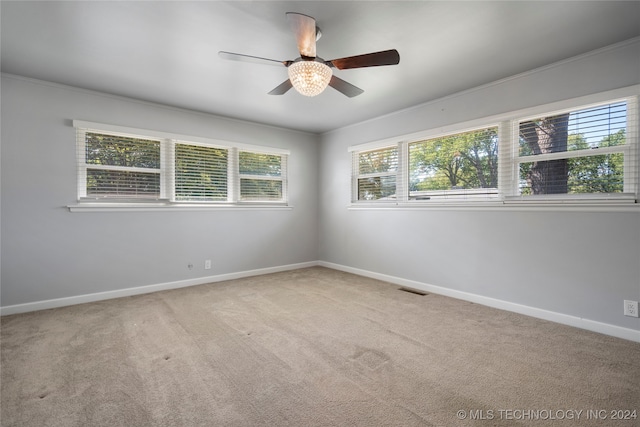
[219,12,400,98]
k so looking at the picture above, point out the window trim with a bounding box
[70,120,290,211]
[349,85,640,211]
[238,150,288,203]
[172,140,230,203]
[511,97,635,199]
[77,128,165,201]
[353,146,399,202]
[407,124,500,201]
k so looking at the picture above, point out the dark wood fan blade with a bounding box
[268,79,293,95]
[286,12,316,58]
[218,51,289,67]
[329,76,364,98]
[329,49,400,70]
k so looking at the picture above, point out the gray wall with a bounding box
[1,75,319,307]
[318,39,640,332]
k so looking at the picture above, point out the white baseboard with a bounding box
[0,261,319,316]
[3,260,638,343]
[318,261,640,343]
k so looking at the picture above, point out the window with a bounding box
[354,146,398,200]
[350,89,638,207]
[175,143,228,202]
[74,121,289,207]
[408,127,498,200]
[81,132,161,199]
[239,151,286,201]
[515,101,631,197]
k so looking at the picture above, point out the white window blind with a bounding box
[239,151,286,201]
[514,99,637,198]
[354,146,398,201]
[74,121,290,207]
[350,88,638,207]
[78,130,162,200]
[174,142,228,202]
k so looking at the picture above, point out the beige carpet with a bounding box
[1,267,639,426]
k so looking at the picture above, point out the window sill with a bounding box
[67,202,292,212]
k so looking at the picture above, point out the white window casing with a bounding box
[238,150,287,202]
[349,86,639,210]
[72,121,290,211]
[76,127,164,202]
[352,145,399,202]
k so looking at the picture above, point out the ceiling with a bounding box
[2,1,639,134]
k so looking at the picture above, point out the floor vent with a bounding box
[398,287,428,296]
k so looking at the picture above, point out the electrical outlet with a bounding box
[624,300,639,318]
[205,260,212,270]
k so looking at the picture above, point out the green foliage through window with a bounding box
[518,102,627,195]
[240,179,283,200]
[351,96,635,203]
[86,170,160,198]
[175,144,228,201]
[357,147,398,200]
[358,176,396,201]
[86,133,160,168]
[239,152,282,176]
[78,126,288,204]
[409,127,498,196]
[239,151,284,200]
[84,132,161,198]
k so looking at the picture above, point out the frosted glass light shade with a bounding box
[288,60,332,97]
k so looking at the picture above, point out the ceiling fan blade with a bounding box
[329,76,364,98]
[286,12,316,58]
[218,51,289,67]
[268,79,293,95]
[329,49,400,70]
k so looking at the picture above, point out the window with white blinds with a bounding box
[515,100,635,197]
[75,121,289,206]
[350,89,639,206]
[175,143,228,202]
[79,131,162,200]
[354,146,398,201]
[239,151,286,201]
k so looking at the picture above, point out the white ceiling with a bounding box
[2,1,639,134]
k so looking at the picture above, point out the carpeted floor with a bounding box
[1,267,639,426]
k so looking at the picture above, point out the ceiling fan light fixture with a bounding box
[288,60,332,97]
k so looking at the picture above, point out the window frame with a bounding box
[350,86,639,210]
[352,145,399,202]
[172,140,230,203]
[77,128,165,201]
[238,149,288,203]
[72,121,290,211]
[407,125,500,201]
[508,99,635,200]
